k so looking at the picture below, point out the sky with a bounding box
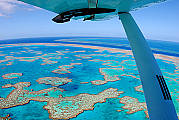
[0,0,178,42]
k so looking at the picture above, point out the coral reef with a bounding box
[52,63,82,74]
[91,68,123,85]
[119,96,149,118]
[0,82,64,109]
[44,88,123,119]
[134,85,144,93]
[36,77,72,86]
[2,73,22,79]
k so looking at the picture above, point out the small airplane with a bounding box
[17,0,178,119]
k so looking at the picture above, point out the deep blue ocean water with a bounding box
[0,37,178,57]
[0,37,178,120]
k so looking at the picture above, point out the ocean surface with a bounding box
[0,37,178,120]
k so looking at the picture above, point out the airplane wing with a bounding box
[18,0,166,22]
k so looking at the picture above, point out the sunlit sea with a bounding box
[0,37,178,120]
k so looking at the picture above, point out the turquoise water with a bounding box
[0,37,178,120]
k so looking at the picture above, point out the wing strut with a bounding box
[118,12,178,120]
[86,0,99,20]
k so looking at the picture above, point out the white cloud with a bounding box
[0,1,16,13]
[0,12,5,16]
[0,0,39,16]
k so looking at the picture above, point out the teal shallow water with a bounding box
[0,38,178,120]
